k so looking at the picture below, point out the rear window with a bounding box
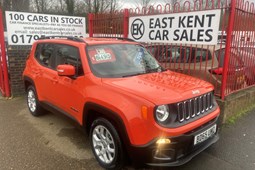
[35,43,54,68]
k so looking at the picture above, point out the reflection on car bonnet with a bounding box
[141,71,208,91]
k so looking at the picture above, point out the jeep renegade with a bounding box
[23,37,220,169]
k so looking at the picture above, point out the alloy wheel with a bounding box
[92,125,116,164]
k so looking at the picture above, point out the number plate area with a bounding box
[194,124,217,145]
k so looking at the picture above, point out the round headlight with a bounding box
[155,105,170,122]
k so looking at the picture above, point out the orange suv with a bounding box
[23,37,220,169]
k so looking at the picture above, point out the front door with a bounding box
[48,44,85,121]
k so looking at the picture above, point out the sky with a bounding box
[120,0,255,9]
[119,0,166,9]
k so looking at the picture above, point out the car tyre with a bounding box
[27,85,45,116]
[90,118,125,170]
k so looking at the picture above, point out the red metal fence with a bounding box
[89,11,124,38]
[88,0,255,100]
[225,0,255,97]
[0,8,10,97]
[0,46,4,95]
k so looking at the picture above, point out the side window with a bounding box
[166,47,190,63]
[55,44,84,76]
[192,48,212,62]
[35,43,54,68]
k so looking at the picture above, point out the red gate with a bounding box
[0,8,10,97]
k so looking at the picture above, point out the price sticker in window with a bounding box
[88,48,116,64]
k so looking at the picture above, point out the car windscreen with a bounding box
[86,44,165,78]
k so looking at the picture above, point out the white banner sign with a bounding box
[129,9,221,45]
[5,11,86,45]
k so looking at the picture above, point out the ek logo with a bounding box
[131,19,145,40]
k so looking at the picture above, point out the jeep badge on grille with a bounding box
[192,90,200,94]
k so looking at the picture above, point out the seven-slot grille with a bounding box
[177,92,214,123]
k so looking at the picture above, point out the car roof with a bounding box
[35,37,226,51]
[84,37,139,45]
[35,37,138,46]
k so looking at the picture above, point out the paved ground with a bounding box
[0,96,255,170]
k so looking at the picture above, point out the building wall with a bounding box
[7,46,30,96]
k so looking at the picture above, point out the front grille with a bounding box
[177,92,214,123]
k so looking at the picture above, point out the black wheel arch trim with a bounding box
[83,102,132,150]
[23,76,36,91]
[23,76,43,105]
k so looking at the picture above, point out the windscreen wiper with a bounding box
[122,72,146,77]
[146,66,167,73]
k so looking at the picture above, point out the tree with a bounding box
[12,0,30,11]
[0,0,3,9]
[163,0,182,11]
[57,0,66,13]
[65,0,75,15]
[2,0,30,11]
[109,0,118,13]
[3,0,11,11]
[135,0,154,9]
[135,0,156,14]
[170,0,181,6]
[191,0,226,10]
[83,0,120,13]
[32,0,51,13]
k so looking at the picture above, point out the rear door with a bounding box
[33,43,57,103]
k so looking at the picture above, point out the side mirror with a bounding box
[209,67,223,75]
[57,65,75,77]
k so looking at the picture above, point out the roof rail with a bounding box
[93,36,136,42]
[39,36,85,43]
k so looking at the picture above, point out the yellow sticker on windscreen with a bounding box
[88,48,116,64]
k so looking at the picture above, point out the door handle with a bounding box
[51,77,58,84]
[32,69,39,74]
[32,69,42,76]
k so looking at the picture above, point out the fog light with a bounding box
[156,138,171,145]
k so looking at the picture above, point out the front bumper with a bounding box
[129,116,219,167]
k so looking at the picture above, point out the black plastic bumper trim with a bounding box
[147,134,219,167]
[128,115,220,167]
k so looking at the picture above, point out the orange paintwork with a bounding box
[23,38,220,146]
